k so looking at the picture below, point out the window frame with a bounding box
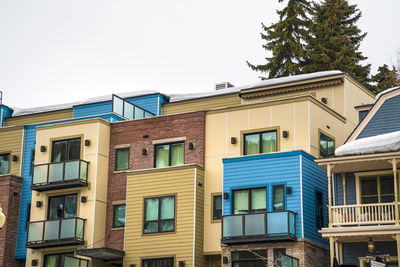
[232,187,267,214]
[115,147,130,171]
[360,175,395,204]
[153,142,185,168]
[112,203,126,228]
[51,138,81,163]
[315,190,324,229]
[272,184,286,211]
[211,193,222,223]
[44,252,74,267]
[47,193,78,220]
[319,130,335,158]
[242,129,278,156]
[142,257,174,267]
[143,195,176,234]
[0,153,10,175]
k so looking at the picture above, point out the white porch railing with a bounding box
[331,202,397,226]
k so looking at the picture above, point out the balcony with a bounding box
[221,211,296,244]
[331,202,398,227]
[31,160,89,191]
[26,217,85,248]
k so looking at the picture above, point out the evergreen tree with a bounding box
[247,0,312,79]
[303,0,372,89]
[371,64,400,93]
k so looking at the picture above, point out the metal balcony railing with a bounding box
[31,160,89,191]
[222,210,296,244]
[26,217,85,248]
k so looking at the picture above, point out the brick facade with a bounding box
[105,111,206,250]
[0,175,23,267]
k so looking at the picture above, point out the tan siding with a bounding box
[162,94,241,115]
[4,109,73,126]
[195,169,207,266]
[0,127,24,175]
[125,165,205,267]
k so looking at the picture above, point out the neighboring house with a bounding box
[316,86,400,267]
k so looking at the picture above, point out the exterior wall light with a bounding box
[283,131,289,138]
[12,155,18,162]
[188,143,194,150]
[142,148,148,155]
[40,146,46,152]
[231,137,237,144]
[84,139,91,146]
[368,237,374,253]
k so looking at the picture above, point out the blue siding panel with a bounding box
[357,94,400,139]
[343,241,397,266]
[126,94,166,116]
[346,173,356,205]
[334,174,344,206]
[223,151,303,239]
[73,101,112,118]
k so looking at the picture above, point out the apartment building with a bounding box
[316,86,400,267]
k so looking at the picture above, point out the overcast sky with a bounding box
[1,0,399,108]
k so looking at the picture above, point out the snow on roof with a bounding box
[169,70,343,102]
[375,86,400,101]
[11,90,159,117]
[335,131,400,157]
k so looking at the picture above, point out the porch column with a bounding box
[329,237,335,267]
[392,159,399,225]
[396,234,400,267]
[327,164,334,227]
[338,241,343,264]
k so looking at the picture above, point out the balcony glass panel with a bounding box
[44,220,60,240]
[289,212,295,235]
[124,102,134,120]
[245,213,265,236]
[80,161,88,181]
[145,111,153,118]
[64,161,79,180]
[60,218,75,239]
[223,216,243,238]
[76,218,84,239]
[135,106,145,119]
[33,165,48,184]
[27,222,44,242]
[267,212,288,235]
[113,96,124,116]
[48,163,63,182]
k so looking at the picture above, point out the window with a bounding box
[154,142,184,168]
[359,110,369,122]
[142,257,174,267]
[30,149,35,175]
[212,194,222,222]
[233,187,266,214]
[144,195,175,234]
[232,250,268,267]
[244,130,277,155]
[113,204,126,228]
[26,204,31,229]
[319,132,335,158]
[115,147,130,171]
[0,153,9,175]
[44,253,74,267]
[316,191,324,229]
[52,138,81,163]
[48,194,77,220]
[273,185,285,211]
[361,175,394,204]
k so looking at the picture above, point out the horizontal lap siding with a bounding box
[334,174,344,206]
[357,94,400,139]
[301,155,328,246]
[125,167,200,267]
[73,102,112,118]
[195,169,207,267]
[5,109,73,126]
[126,94,164,116]
[0,128,23,175]
[222,153,302,238]
[345,173,356,205]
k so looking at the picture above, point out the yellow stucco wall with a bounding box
[124,165,206,267]
[0,125,24,176]
[4,109,73,126]
[26,118,110,266]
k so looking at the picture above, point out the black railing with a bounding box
[26,217,85,248]
[222,210,296,244]
[31,159,89,191]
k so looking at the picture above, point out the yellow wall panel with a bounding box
[0,126,24,176]
[5,109,73,126]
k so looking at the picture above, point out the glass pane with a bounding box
[161,196,174,219]
[76,218,84,239]
[362,196,379,204]
[52,140,67,163]
[64,161,79,180]
[222,216,243,237]
[68,139,81,160]
[327,139,335,156]
[232,263,250,267]
[380,176,394,195]
[124,102,134,120]
[80,161,88,181]
[0,154,9,174]
[289,212,295,235]
[273,186,285,210]
[320,133,334,157]
[33,165,48,184]
[251,188,266,212]
[160,220,174,232]
[144,222,158,233]
[159,258,174,267]
[113,96,124,116]
[253,262,267,267]
[44,255,58,267]
[213,195,222,220]
[134,106,145,119]
[234,190,249,214]
[64,195,77,218]
[44,220,60,240]
[155,145,169,168]
[116,148,129,170]
[171,143,184,166]
[244,213,265,236]
[267,211,288,235]
[63,256,80,267]
[113,204,126,228]
[381,195,395,203]
[145,198,159,221]
[244,134,259,155]
[143,259,157,267]
[48,196,64,220]
[27,221,44,242]
[262,131,277,153]
[361,178,378,196]
[49,163,63,182]
[60,218,75,239]
[145,111,153,118]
